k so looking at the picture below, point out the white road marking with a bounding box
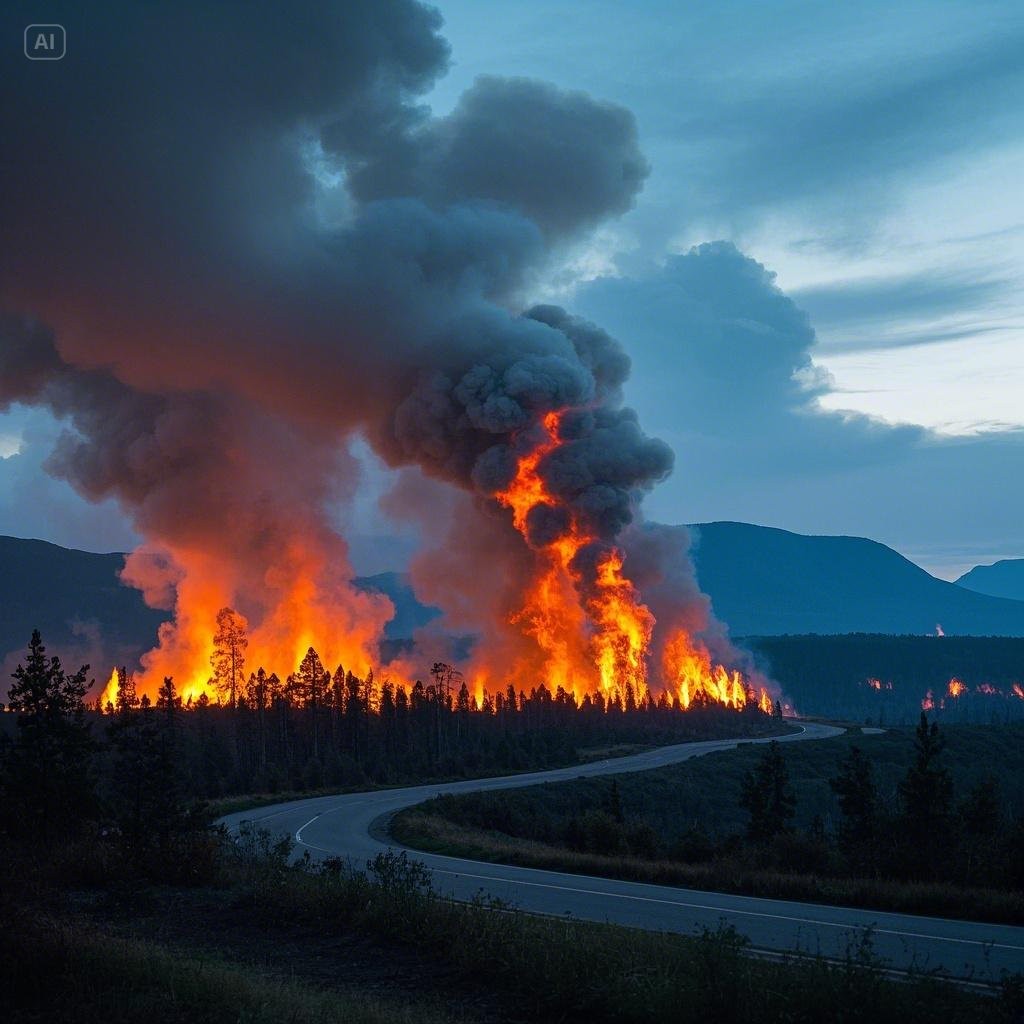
[295,813,321,843]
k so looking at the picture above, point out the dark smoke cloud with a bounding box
[0,314,364,633]
[337,75,650,240]
[0,0,718,680]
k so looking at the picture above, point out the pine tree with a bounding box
[109,676,191,867]
[829,745,878,873]
[898,712,954,876]
[740,741,795,843]
[4,630,95,840]
[210,607,248,707]
[297,647,325,758]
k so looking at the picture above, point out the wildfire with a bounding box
[864,677,892,691]
[99,667,120,708]
[104,535,397,705]
[94,409,775,715]
[664,630,770,711]
[493,411,772,710]
[917,678,1024,710]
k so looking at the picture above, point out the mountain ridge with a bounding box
[955,558,1024,602]
[2,525,1022,680]
[688,521,1024,637]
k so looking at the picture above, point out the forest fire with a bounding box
[492,411,656,702]
[489,411,769,710]
[913,678,1024,712]
[96,410,772,715]
[96,542,395,708]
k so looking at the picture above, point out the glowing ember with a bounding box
[921,689,935,712]
[947,678,966,698]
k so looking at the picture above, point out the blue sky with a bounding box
[2,0,1023,579]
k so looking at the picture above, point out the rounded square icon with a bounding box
[25,24,66,60]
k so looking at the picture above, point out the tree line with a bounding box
[747,633,1024,724]
[0,629,781,864]
[734,719,1017,885]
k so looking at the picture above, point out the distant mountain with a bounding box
[3,526,1023,677]
[0,535,166,670]
[688,522,1024,637]
[955,559,1024,602]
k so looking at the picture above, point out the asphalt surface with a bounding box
[220,722,1024,983]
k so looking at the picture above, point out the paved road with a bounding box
[220,722,1024,983]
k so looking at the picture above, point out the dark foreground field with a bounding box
[4,829,1022,1024]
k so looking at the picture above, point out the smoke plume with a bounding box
[0,0,754,698]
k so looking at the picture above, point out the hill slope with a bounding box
[688,522,1024,636]
[0,535,167,670]
[4,526,1024,675]
[956,559,1024,602]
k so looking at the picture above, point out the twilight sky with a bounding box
[2,0,1022,579]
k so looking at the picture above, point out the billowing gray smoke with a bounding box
[0,0,744,689]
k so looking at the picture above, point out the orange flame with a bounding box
[98,667,120,709]
[489,411,771,710]
[921,689,935,712]
[115,533,397,703]
[664,630,757,709]
[104,408,774,713]
[947,677,966,698]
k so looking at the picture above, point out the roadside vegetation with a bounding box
[395,721,1024,924]
[5,827,1022,1024]
[3,629,1022,1022]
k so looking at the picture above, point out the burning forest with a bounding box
[0,2,772,718]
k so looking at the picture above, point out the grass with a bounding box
[195,841,1024,1023]
[4,827,1021,1024]
[1,908,458,1024]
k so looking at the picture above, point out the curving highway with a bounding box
[219,722,1024,983]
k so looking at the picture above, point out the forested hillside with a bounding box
[746,634,1024,723]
